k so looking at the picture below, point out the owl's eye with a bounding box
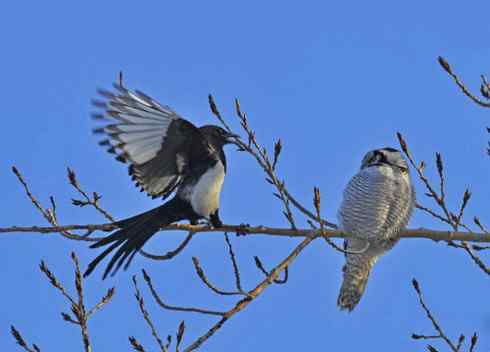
[367,153,380,164]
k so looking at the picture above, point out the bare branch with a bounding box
[67,167,115,222]
[10,326,41,352]
[416,203,452,226]
[87,287,115,317]
[142,270,226,317]
[39,260,76,306]
[140,232,195,260]
[11,166,109,242]
[459,242,490,275]
[398,132,490,275]
[192,257,245,296]
[129,336,146,352]
[12,166,53,224]
[132,276,167,352]
[70,252,92,352]
[37,253,115,352]
[3,223,490,243]
[412,278,458,352]
[254,256,288,284]
[438,56,490,108]
[224,233,244,293]
[182,236,314,352]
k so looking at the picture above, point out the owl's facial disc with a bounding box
[361,148,408,172]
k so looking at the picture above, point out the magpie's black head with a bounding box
[200,125,238,147]
[360,147,408,172]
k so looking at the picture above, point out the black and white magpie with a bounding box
[83,83,237,279]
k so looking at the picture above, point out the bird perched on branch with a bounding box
[83,83,238,279]
[337,147,415,311]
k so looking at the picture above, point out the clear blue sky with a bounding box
[2,1,490,351]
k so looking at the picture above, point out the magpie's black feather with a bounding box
[84,198,188,279]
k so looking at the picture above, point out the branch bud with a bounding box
[474,216,483,229]
[67,167,78,187]
[208,94,221,119]
[457,334,465,345]
[462,188,472,209]
[235,98,242,117]
[176,320,186,346]
[470,333,478,350]
[313,187,321,215]
[272,139,282,170]
[396,132,410,157]
[437,56,452,74]
[411,278,420,294]
[435,152,444,176]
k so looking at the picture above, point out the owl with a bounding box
[337,147,415,311]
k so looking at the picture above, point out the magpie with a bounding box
[83,83,238,279]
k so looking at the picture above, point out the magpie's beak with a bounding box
[223,132,240,144]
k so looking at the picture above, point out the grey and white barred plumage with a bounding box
[337,147,415,312]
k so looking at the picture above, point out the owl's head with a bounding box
[360,147,409,172]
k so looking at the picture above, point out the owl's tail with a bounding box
[337,239,379,312]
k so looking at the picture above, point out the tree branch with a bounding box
[2,223,490,242]
[412,279,478,352]
[438,56,490,108]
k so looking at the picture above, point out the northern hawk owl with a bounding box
[337,147,415,311]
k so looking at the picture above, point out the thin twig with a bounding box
[192,257,245,296]
[142,270,226,316]
[37,253,115,352]
[140,232,195,260]
[10,326,41,352]
[416,204,452,226]
[211,96,301,229]
[129,336,146,352]
[459,242,490,275]
[70,253,92,352]
[438,56,490,108]
[254,256,288,284]
[224,233,244,293]
[412,279,458,352]
[87,287,115,317]
[398,132,490,275]
[67,167,116,222]
[132,276,167,352]
[182,236,315,352]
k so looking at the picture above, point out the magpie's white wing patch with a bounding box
[93,85,179,165]
[92,83,202,199]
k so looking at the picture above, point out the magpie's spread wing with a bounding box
[92,83,206,199]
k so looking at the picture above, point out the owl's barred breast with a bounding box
[338,165,415,242]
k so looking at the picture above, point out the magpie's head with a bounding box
[360,147,408,172]
[200,125,239,147]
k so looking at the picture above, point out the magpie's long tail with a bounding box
[84,197,187,279]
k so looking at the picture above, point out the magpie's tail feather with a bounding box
[83,198,186,279]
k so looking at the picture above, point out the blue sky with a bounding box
[2,1,490,351]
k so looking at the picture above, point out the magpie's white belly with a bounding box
[190,161,225,217]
